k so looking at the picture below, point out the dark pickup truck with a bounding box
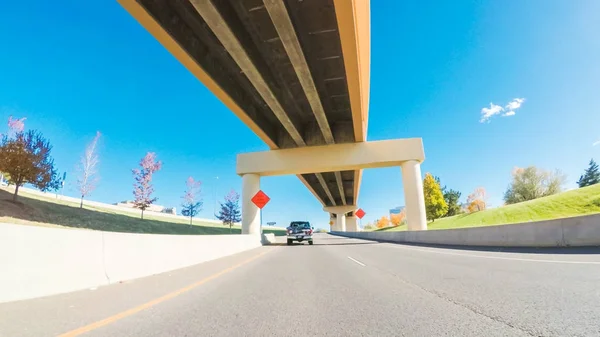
[286,221,314,245]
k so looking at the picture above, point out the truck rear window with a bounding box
[290,221,311,229]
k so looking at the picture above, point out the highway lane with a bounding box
[1,233,600,336]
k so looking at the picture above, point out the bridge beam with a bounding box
[264,0,349,206]
[237,138,425,177]
[188,0,305,146]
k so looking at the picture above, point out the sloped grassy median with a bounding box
[0,188,286,236]
[378,183,600,232]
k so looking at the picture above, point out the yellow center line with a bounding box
[57,248,275,337]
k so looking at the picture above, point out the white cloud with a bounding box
[593,140,600,146]
[480,103,504,123]
[505,98,525,111]
[480,97,525,122]
[503,97,525,117]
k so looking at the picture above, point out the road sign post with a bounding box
[355,208,365,230]
[60,171,66,200]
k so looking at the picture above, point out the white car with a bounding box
[286,221,314,245]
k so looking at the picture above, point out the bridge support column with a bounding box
[336,214,346,232]
[324,206,357,232]
[329,214,336,231]
[401,160,427,231]
[242,174,261,235]
[346,216,358,232]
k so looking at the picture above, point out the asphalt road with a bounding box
[2,233,600,337]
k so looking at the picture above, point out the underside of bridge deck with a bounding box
[119,0,370,207]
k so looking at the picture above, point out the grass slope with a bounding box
[379,184,600,232]
[0,188,285,236]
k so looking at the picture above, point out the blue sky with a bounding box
[1,0,599,229]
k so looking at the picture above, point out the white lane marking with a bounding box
[347,256,366,266]
[388,244,600,265]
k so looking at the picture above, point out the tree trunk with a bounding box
[189,216,193,226]
[141,209,144,220]
[13,184,20,201]
[80,196,84,209]
[229,222,232,234]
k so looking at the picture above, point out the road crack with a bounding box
[370,265,545,337]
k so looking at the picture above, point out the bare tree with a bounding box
[132,152,162,219]
[181,176,203,226]
[77,131,101,208]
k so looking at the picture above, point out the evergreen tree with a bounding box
[216,189,242,233]
[443,189,462,216]
[434,176,462,217]
[423,173,448,222]
[577,159,600,188]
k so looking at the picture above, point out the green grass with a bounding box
[378,184,600,232]
[0,188,286,236]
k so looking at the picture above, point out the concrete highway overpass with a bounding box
[118,0,427,232]
[2,4,599,336]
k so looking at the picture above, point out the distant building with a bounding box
[114,200,174,214]
[389,206,405,216]
[161,207,176,215]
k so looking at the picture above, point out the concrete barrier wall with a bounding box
[332,213,600,247]
[0,224,263,303]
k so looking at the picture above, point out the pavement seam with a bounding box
[368,264,544,337]
[347,256,366,266]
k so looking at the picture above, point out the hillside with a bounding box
[378,183,600,232]
[0,188,286,236]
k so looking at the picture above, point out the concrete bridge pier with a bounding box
[346,216,358,232]
[241,174,261,235]
[401,160,427,231]
[324,206,357,232]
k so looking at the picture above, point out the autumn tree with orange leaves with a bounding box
[376,216,390,228]
[467,187,487,212]
[390,209,406,227]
